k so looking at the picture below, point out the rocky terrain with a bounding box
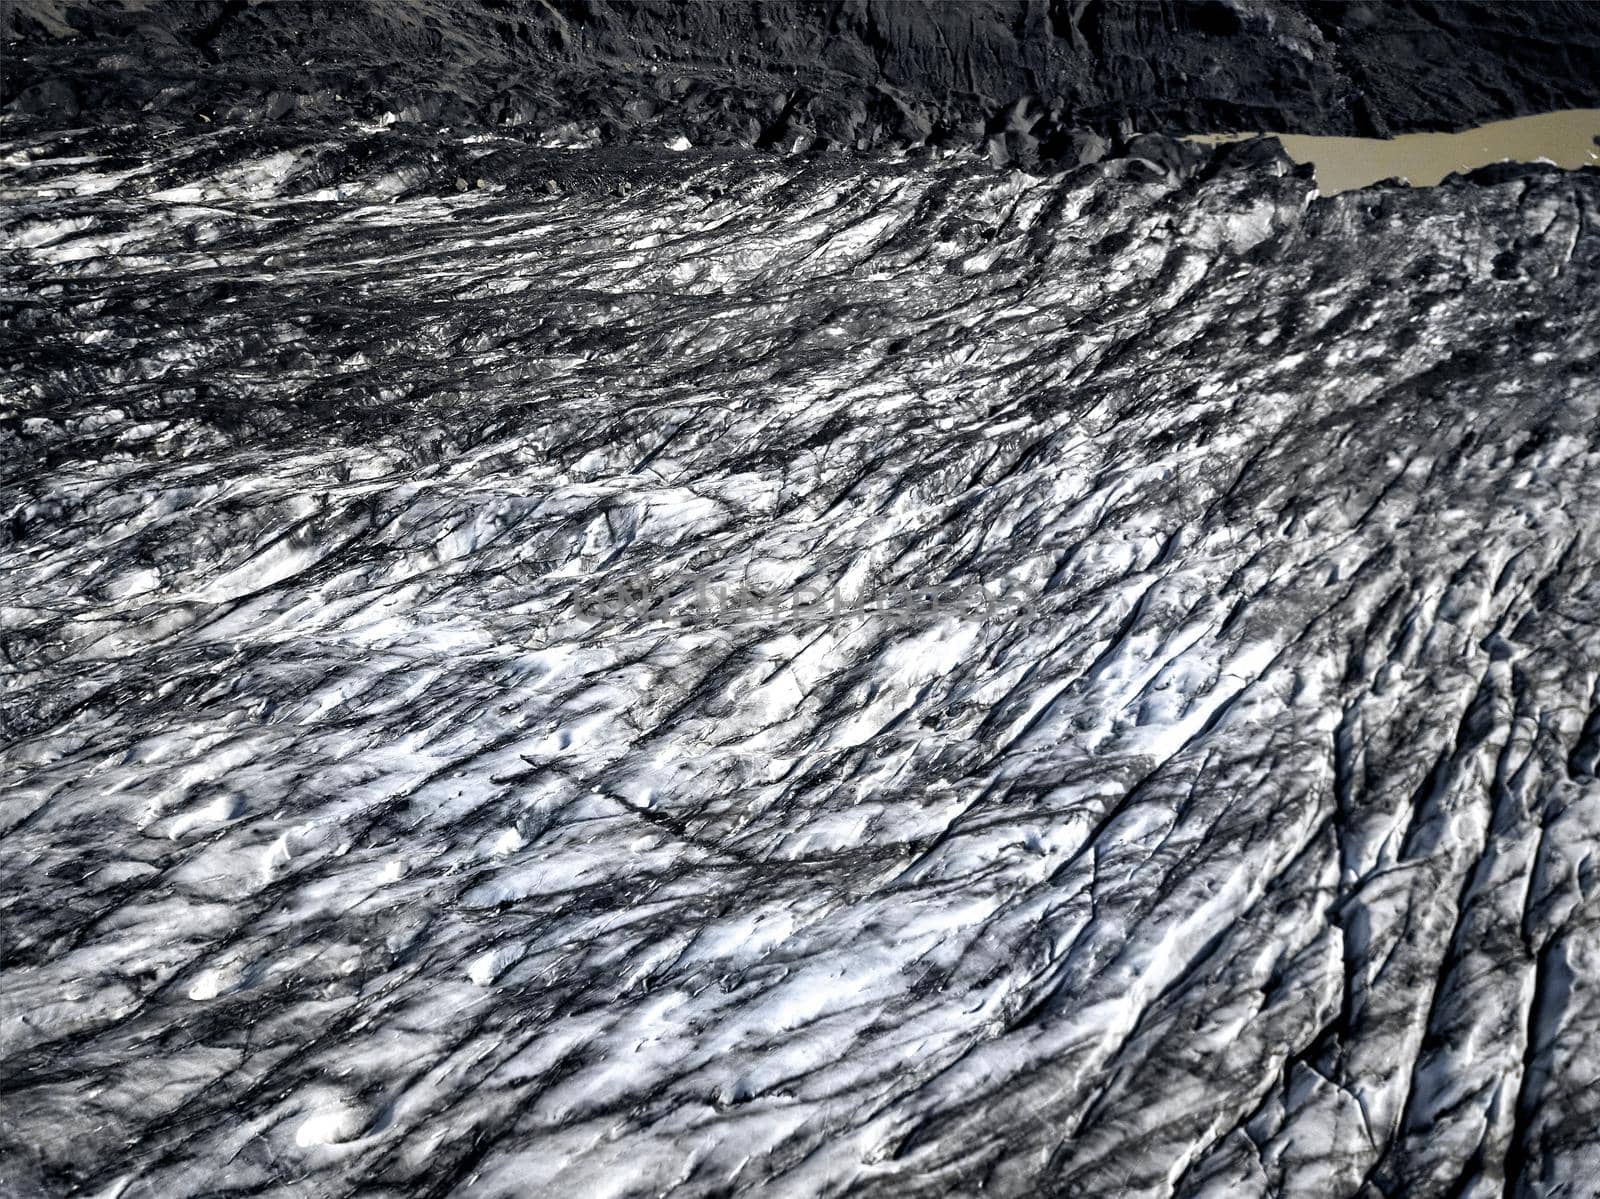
[4,3,1600,1198]
[8,1,1600,162]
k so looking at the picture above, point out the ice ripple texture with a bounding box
[3,129,1600,1198]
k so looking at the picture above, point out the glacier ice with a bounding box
[2,124,1600,1197]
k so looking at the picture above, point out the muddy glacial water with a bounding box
[1190,107,1600,195]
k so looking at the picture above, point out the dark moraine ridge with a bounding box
[6,0,1600,162]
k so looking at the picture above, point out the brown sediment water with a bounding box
[1188,108,1600,196]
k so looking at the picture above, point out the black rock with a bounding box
[4,1,1599,159]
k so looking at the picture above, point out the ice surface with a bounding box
[3,126,1600,1196]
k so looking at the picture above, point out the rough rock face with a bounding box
[7,0,1600,157]
[4,117,1600,1196]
